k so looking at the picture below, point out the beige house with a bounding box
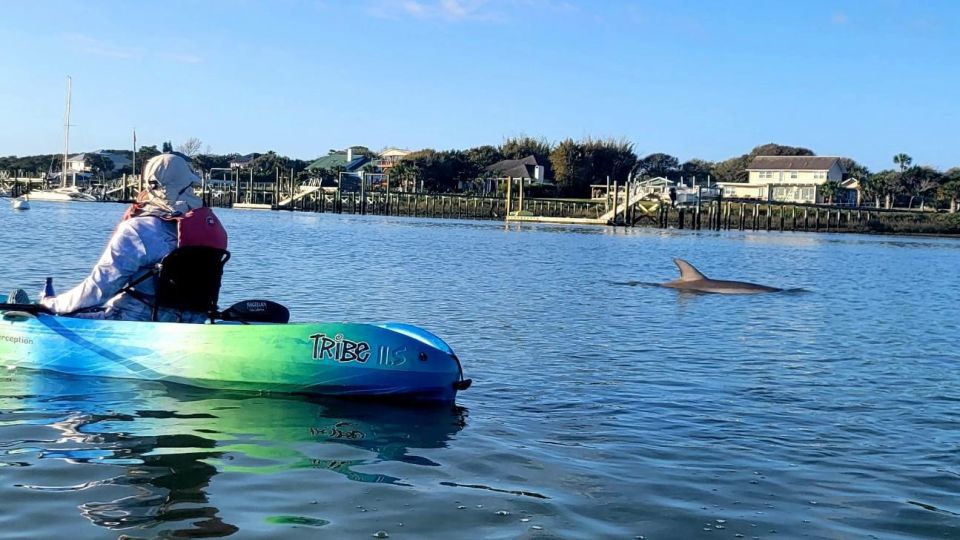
[719,156,846,204]
[376,148,412,170]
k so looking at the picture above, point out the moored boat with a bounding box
[11,196,30,210]
[27,186,98,202]
[0,297,470,402]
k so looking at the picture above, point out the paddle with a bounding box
[217,300,290,324]
[0,300,290,323]
[0,303,54,316]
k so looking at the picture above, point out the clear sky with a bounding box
[1,0,957,171]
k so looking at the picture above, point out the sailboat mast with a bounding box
[62,76,72,188]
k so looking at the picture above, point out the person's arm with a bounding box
[42,222,150,314]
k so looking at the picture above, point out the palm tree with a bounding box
[819,181,839,205]
[893,153,912,172]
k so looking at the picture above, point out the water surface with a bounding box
[1,202,959,538]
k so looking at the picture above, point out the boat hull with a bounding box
[26,187,97,202]
[0,313,465,402]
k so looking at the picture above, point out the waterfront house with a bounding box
[376,148,411,171]
[306,148,373,190]
[306,148,371,174]
[480,156,548,194]
[229,153,259,169]
[66,150,132,176]
[718,156,846,204]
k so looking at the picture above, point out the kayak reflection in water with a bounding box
[0,372,468,538]
[32,151,228,322]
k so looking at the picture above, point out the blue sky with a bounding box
[0,0,957,171]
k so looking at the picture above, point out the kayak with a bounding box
[0,297,470,402]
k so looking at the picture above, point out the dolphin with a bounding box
[661,259,782,294]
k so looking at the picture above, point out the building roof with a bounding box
[485,155,540,179]
[747,156,842,171]
[380,148,412,158]
[230,153,259,167]
[307,153,371,172]
[66,151,132,169]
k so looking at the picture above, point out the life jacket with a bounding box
[122,204,228,249]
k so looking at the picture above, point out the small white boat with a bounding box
[27,186,97,202]
[11,196,30,210]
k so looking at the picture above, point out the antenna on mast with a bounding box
[62,76,72,188]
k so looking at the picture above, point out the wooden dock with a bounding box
[506,214,605,225]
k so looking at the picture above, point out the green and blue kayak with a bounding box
[0,296,470,402]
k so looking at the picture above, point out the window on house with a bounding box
[790,172,798,179]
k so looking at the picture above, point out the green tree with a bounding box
[635,153,679,179]
[937,168,960,213]
[680,159,715,183]
[893,153,912,172]
[135,145,161,169]
[750,143,814,157]
[711,155,750,183]
[388,159,420,192]
[464,145,502,170]
[867,170,900,209]
[837,157,869,180]
[192,153,237,173]
[549,139,591,196]
[819,181,840,205]
[901,166,942,209]
[348,146,373,157]
[582,138,635,184]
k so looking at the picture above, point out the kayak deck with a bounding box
[0,310,469,402]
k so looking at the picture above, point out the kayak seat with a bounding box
[124,246,231,322]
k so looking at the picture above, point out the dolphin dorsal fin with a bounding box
[674,259,707,281]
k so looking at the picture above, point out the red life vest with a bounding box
[122,204,228,249]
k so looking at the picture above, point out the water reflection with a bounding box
[0,371,466,538]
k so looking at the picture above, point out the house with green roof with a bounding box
[306,148,371,174]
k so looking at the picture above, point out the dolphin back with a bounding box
[674,259,707,281]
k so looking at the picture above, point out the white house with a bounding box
[719,156,846,204]
[66,151,132,173]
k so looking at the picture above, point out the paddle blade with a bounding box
[219,300,290,324]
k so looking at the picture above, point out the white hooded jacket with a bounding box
[44,153,209,322]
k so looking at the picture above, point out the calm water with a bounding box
[1,202,959,539]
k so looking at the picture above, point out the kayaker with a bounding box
[31,152,227,322]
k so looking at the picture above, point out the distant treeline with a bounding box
[3,137,959,211]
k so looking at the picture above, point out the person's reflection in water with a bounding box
[47,411,239,538]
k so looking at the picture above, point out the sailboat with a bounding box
[29,76,97,203]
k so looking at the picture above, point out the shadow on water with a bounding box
[0,371,467,538]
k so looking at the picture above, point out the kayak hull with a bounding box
[0,313,465,402]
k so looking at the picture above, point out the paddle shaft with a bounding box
[0,303,54,315]
[0,301,289,323]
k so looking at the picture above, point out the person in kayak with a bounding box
[35,152,228,322]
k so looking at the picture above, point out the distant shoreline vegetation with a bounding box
[2,138,959,213]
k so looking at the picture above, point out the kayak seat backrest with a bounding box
[153,246,231,319]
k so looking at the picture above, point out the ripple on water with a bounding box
[1,206,960,538]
